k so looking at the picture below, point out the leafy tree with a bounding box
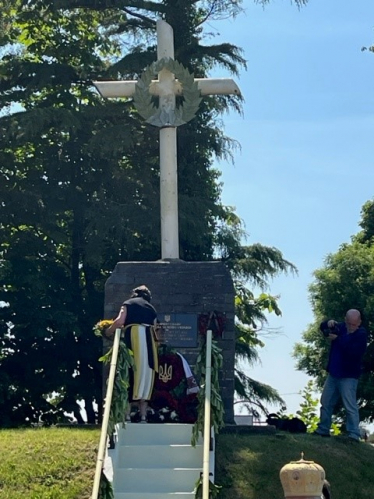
[0,0,300,426]
[294,200,374,423]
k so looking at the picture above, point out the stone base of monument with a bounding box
[104,260,236,423]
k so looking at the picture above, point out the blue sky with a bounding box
[210,0,374,416]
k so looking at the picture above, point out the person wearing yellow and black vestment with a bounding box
[106,285,159,423]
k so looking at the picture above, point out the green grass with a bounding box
[215,431,374,499]
[0,427,373,499]
[0,428,99,499]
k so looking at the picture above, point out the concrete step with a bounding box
[114,468,201,493]
[118,423,197,446]
[118,444,203,468]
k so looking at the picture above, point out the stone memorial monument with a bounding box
[95,20,240,423]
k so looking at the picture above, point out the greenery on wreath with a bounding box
[191,335,224,447]
[133,57,202,127]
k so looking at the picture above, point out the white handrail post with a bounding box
[203,328,212,499]
[91,328,122,499]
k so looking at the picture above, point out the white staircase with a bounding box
[105,423,212,499]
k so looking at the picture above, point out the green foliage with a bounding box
[99,341,134,436]
[295,381,320,433]
[294,199,374,422]
[192,336,224,447]
[98,470,114,499]
[296,380,340,435]
[194,475,222,499]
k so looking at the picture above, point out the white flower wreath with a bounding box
[133,57,202,127]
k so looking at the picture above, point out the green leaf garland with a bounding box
[191,337,224,447]
[99,341,134,437]
[194,475,222,499]
[95,332,134,499]
[98,470,114,499]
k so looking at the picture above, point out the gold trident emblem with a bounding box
[159,363,172,383]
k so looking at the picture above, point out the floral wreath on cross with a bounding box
[133,57,202,127]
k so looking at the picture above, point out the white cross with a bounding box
[93,20,241,260]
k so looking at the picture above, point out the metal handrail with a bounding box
[91,327,122,499]
[202,328,212,499]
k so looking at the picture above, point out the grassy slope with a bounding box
[0,428,99,499]
[0,428,373,498]
[215,432,374,499]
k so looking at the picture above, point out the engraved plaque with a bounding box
[158,313,198,348]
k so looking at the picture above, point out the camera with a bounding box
[322,325,339,338]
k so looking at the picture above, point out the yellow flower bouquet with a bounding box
[93,319,114,338]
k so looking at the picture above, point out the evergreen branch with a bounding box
[1,107,82,142]
[119,0,166,12]
[194,43,247,75]
[234,368,285,412]
[195,0,243,24]
[122,7,156,27]
[195,0,220,27]
[234,339,261,364]
[106,48,156,78]
[234,398,269,417]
